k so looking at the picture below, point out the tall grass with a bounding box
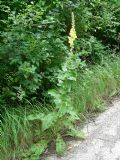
[0,108,31,160]
[0,105,53,160]
[1,56,120,159]
[72,56,120,113]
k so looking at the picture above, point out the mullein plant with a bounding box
[49,12,82,116]
[48,12,85,155]
[24,13,85,158]
[49,12,79,116]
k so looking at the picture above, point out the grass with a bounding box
[0,104,54,160]
[72,56,120,113]
[1,56,120,159]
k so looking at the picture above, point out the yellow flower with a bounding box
[68,12,77,52]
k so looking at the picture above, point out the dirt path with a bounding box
[45,99,120,160]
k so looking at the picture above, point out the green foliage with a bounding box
[0,1,67,103]
[1,56,120,159]
[72,56,120,114]
[22,140,48,160]
[56,134,66,156]
[67,128,86,139]
[0,0,120,103]
[1,0,120,159]
[27,112,58,131]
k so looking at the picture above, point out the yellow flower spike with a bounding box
[68,12,77,53]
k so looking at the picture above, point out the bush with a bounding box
[0,2,67,103]
[0,0,120,104]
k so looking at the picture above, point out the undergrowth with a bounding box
[1,55,120,160]
[0,1,120,159]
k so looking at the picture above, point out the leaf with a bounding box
[67,110,79,121]
[41,112,58,131]
[67,129,86,139]
[27,113,45,121]
[69,129,86,139]
[48,89,59,98]
[22,140,48,159]
[56,134,66,156]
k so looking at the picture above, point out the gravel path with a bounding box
[45,99,120,160]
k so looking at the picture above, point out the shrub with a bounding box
[0,2,67,103]
[0,0,120,104]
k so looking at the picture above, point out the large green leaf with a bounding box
[56,134,66,156]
